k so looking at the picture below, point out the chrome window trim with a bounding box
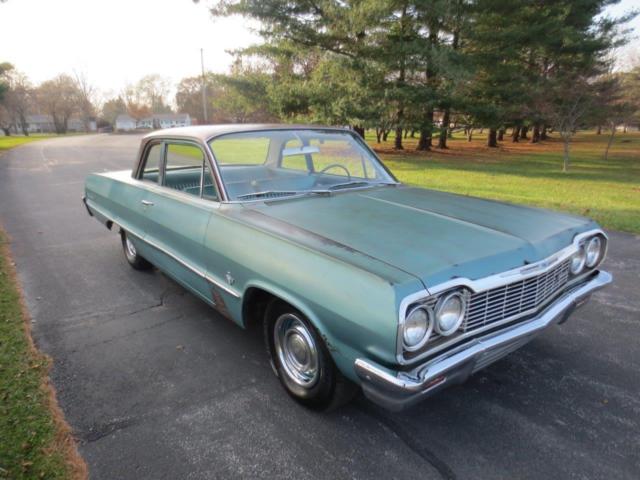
[396,228,608,364]
[134,136,227,203]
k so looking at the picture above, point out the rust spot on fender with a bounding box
[211,288,233,320]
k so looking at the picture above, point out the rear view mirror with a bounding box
[282,146,320,157]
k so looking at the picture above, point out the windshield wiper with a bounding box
[326,181,395,191]
[236,189,331,200]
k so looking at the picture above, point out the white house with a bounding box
[24,115,55,133]
[115,113,191,132]
[10,115,96,133]
[115,114,138,132]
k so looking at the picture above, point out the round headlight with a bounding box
[570,247,586,275]
[403,307,432,351]
[435,292,466,336]
[585,236,603,268]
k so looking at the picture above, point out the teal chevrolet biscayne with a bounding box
[83,124,612,411]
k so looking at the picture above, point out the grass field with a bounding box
[0,230,84,480]
[1,136,85,479]
[0,135,58,153]
[369,130,640,234]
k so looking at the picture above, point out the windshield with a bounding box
[208,129,396,201]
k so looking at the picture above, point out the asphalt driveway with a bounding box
[0,134,638,479]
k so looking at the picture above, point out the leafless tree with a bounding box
[37,74,80,134]
[73,71,97,132]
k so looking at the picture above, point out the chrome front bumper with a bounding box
[354,270,612,411]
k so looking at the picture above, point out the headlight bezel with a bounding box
[569,247,587,275]
[434,291,467,336]
[585,235,603,268]
[402,305,434,352]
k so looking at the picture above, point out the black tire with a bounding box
[121,230,152,271]
[264,300,358,411]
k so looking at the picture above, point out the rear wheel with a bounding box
[121,230,152,270]
[264,301,357,411]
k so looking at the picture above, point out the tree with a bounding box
[37,74,80,134]
[135,74,172,114]
[101,96,127,126]
[0,62,12,103]
[122,84,151,121]
[0,62,15,135]
[213,60,278,122]
[2,70,33,135]
[73,71,97,132]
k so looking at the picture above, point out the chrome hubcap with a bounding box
[274,314,319,388]
[125,236,137,258]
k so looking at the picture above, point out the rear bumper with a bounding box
[354,270,612,411]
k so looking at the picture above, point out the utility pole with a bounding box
[200,48,208,124]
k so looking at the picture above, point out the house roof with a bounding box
[142,124,351,143]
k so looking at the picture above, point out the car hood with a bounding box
[244,186,598,290]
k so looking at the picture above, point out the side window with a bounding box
[141,143,163,183]
[164,143,218,200]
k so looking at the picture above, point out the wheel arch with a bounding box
[241,282,326,335]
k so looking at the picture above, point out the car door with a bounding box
[138,140,220,304]
[116,140,163,261]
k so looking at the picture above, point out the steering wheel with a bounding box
[318,163,351,181]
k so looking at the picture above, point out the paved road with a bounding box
[1,134,639,479]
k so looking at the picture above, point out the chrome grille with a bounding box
[462,259,571,333]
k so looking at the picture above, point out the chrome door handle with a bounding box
[141,200,154,206]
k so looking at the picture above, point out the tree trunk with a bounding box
[541,125,548,140]
[596,125,602,135]
[466,128,473,142]
[375,128,382,143]
[603,122,616,162]
[623,124,627,133]
[438,109,450,149]
[352,125,365,138]
[497,128,505,141]
[511,126,520,142]
[531,123,540,143]
[410,129,416,138]
[417,128,431,150]
[1,127,11,136]
[394,126,404,150]
[417,108,434,151]
[488,128,498,147]
[562,135,570,172]
[519,126,528,140]
[382,129,390,142]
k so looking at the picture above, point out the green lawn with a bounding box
[369,130,640,234]
[0,232,84,480]
[0,135,58,153]
[1,136,85,479]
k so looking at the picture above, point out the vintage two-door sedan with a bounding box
[83,125,612,411]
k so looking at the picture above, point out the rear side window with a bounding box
[165,144,203,170]
[141,143,163,183]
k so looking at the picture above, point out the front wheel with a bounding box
[264,301,357,411]
[121,230,152,270]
